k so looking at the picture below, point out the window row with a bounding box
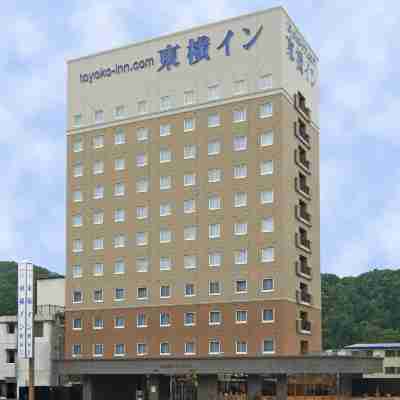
[71,278,275,303]
[72,337,276,357]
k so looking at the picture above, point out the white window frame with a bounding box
[235,310,248,324]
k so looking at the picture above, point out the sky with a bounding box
[0,0,399,277]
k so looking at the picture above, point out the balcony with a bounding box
[295,149,311,174]
[294,92,311,121]
[295,205,312,227]
[297,290,313,306]
[295,232,312,253]
[294,121,311,148]
[295,261,312,280]
[295,177,311,199]
[297,319,312,334]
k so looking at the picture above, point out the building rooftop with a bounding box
[345,343,400,350]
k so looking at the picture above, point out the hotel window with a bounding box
[184,173,196,187]
[235,280,248,294]
[262,217,274,233]
[72,289,83,304]
[259,130,274,147]
[160,256,172,271]
[73,162,83,178]
[114,182,125,197]
[233,108,247,123]
[160,229,172,243]
[262,309,274,323]
[137,287,148,299]
[113,234,126,248]
[136,257,149,273]
[160,95,172,111]
[136,152,148,167]
[114,288,125,302]
[73,138,83,153]
[208,83,220,100]
[209,281,221,296]
[259,102,273,118]
[184,90,195,105]
[184,312,196,326]
[262,278,274,292]
[114,127,126,144]
[160,175,172,191]
[114,259,125,274]
[208,113,220,127]
[185,342,196,355]
[209,340,221,355]
[234,192,247,208]
[137,343,147,355]
[260,190,274,204]
[208,223,221,239]
[137,127,149,142]
[93,211,104,225]
[160,312,171,327]
[209,311,221,325]
[137,100,147,114]
[72,239,83,253]
[233,79,247,95]
[93,238,104,250]
[73,190,83,203]
[263,338,275,354]
[72,214,82,227]
[72,344,82,357]
[136,206,148,220]
[184,118,195,132]
[184,255,197,270]
[236,341,248,355]
[208,195,221,210]
[208,252,222,267]
[94,343,104,357]
[184,283,195,297]
[261,247,275,263]
[72,265,82,278]
[136,232,148,246]
[160,285,171,299]
[160,202,172,217]
[114,344,126,356]
[233,135,247,151]
[260,160,274,175]
[114,105,125,119]
[160,342,171,355]
[208,168,222,183]
[184,144,197,159]
[208,139,221,155]
[93,184,104,200]
[234,222,248,236]
[184,199,196,214]
[95,110,104,123]
[234,249,248,265]
[137,313,147,328]
[93,134,104,149]
[160,148,172,163]
[93,263,104,276]
[73,114,82,127]
[233,164,247,179]
[258,74,273,90]
[93,160,104,175]
[114,158,125,171]
[73,318,82,330]
[136,177,149,193]
[236,310,248,323]
[114,208,125,223]
[160,123,171,137]
[184,225,197,241]
[93,318,104,330]
[93,288,104,303]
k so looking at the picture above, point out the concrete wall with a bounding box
[37,278,65,307]
[0,317,17,381]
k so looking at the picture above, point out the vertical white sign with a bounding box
[18,262,34,359]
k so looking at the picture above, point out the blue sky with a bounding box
[1,0,399,276]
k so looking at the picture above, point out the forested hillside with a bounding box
[0,261,62,315]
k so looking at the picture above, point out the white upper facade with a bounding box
[67,7,319,132]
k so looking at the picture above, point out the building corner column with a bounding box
[276,374,288,400]
[82,376,93,400]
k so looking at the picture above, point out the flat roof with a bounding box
[345,343,400,350]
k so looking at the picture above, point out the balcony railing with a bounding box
[297,319,312,334]
[295,232,312,252]
[295,205,312,226]
[294,122,311,148]
[297,290,313,305]
[295,177,311,199]
[294,149,311,174]
[295,93,311,121]
[295,261,312,279]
